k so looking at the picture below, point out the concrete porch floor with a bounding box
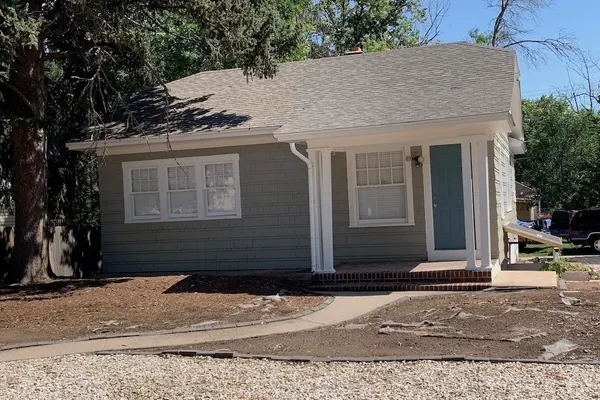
[335,260,487,273]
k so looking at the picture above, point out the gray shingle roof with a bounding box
[89,43,518,141]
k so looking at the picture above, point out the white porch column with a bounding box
[319,148,335,273]
[477,138,492,268]
[307,149,323,272]
[461,141,476,269]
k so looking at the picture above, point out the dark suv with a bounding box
[549,210,571,240]
[570,209,600,252]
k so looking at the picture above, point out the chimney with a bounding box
[344,46,364,55]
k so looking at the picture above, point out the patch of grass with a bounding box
[541,260,599,279]
[520,242,583,258]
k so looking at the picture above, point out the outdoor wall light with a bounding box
[405,155,424,168]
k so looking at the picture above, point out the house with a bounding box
[515,181,540,221]
[67,43,524,278]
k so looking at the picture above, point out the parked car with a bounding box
[570,208,600,253]
[550,210,571,241]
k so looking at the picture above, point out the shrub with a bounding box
[542,260,599,279]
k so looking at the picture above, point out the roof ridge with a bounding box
[164,42,517,87]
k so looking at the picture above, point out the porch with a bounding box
[283,118,513,278]
[309,260,494,292]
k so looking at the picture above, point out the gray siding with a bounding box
[332,146,427,262]
[99,143,311,273]
[99,143,427,274]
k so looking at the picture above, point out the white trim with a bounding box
[461,141,477,269]
[68,126,279,151]
[276,113,511,142]
[319,148,335,273]
[309,149,323,272]
[346,145,415,228]
[122,154,241,224]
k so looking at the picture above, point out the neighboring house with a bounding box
[68,43,524,277]
[515,181,540,221]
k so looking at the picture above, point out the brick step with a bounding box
[308,281,492,292]
[312,270,491,285]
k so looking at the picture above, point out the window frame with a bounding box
[122,154,241,224]
[346,146,415,228]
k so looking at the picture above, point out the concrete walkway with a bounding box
[0,292,441,362]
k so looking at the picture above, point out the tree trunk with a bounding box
[8,45,50,284]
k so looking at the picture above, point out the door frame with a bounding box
[423,137,482,261]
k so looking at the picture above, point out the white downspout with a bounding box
[289,143,317,273]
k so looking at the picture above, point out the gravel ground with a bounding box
[1,355,599,399]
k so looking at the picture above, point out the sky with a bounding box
[436,0,600,98]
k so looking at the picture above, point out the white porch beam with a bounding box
[477,139,493,268]
[461,141,476,269]
[319,148,335,273]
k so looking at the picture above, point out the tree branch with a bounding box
[42,43,115,62]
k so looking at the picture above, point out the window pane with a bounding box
[149,179,159,192]
[391,151,403,167]
[206,188,236,213]
[224,163,233,176]
[140,180,149,192]
[205,164,215,177]
[140,169,148,180]
[149,168,158,179]
[132,169,140,180]
[206,176,215,188]
[132,180,141,193]
[133,193,161,217]
[215,163,224,176]
[177,177,186,189]
[355,153,367,169]
[356,170,368,186]
[392,167,404,184]
[368,169,380,185]
[367,153,379,168]
[380,168,392,185]
[358,186,406,220]
[169,191,198,215]
[379,152,391,167]
[168,178,177,190]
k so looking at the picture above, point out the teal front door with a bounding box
[430,144,466,250]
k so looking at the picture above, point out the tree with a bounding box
[0,1,299,284]
[468,0,575,64]
[306,0,428,58]
[516,96,600,209]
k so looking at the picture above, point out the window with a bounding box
[347,148,414,227]
[130,167,160,217]
[122,154,241,223]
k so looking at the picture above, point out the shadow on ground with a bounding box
[0,278,131,302]
[163,274,311,296]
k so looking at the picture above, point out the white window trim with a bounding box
[346,146,415,228]
[122,154,241,224]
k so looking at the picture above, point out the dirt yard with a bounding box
[0,275,323,346]
[186,282,600,361]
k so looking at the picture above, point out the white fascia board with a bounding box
[67,126,280,152]
[274,112,511,142]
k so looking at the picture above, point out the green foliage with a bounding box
[516,96,600,209]
[541,260,572,275]
[308,0,425,57]
[541,260,599,279]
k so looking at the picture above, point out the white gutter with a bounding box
[289,143,318,273]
